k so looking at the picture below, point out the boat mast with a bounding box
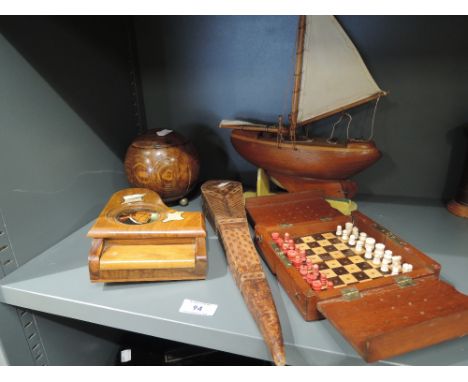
[290,15,307,142]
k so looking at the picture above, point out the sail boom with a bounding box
[219,120,286,134]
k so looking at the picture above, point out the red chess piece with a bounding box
[293,255,302,269]
[284,233,290,241]
[276,238,284,247]
[282,243,289,253]
[327,281,334,289]
[312,280,322,291]
[306,272,315,285]
[271,232,280,240]
[299,264,308,279]
[287,250,297,260]
[321,277,328,288]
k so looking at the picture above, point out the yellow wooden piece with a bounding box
[243,169,359,217]
[244,168,277,199]
[100,243,196,270]
[256,168,274,196]
[325,197,358,216]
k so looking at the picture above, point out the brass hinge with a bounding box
[341,286,361,301]
[373,223,407,246]
[320,217,333,222]
[395,275,415,288]
[279,223,293,228]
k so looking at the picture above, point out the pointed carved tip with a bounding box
[272,350,287,366]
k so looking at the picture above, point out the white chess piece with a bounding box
[359,232,367,242]
[341,231,349,243]
[375,243,385,252]
[364,248,373,259]
[383,250,393,264]
[392,255,402,264]
[355,241,364,254]
[352,227,359,237]
[336,225,343,236]
[372,253,382,265]
[402,263,413,273]
[365,237,376,249]
[391,264,401,275]
[348,234,356,246]
[391,255,402,272]
[364,239,374,259]
[373,243,385,261]
[380,262,389,273]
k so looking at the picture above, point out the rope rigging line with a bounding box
[368,95,381,141]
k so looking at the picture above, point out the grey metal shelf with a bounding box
[1,195,468,365]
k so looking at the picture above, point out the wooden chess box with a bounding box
[87,188,207,283]
[246,190,468,362]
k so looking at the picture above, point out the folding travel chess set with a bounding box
[246,190,468,362]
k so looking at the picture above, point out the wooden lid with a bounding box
[87,188,206,239]
[131,129,189,149]
[245,190,342,228]
[317,277,468,362]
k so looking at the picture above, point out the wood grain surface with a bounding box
[201,180,286,366]
[87,188,207,283]
[230,129,380,198]
[245,190,468,362]
[124,129,200,202]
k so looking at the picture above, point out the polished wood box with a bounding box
[246,191,468,362]
[87,188,207,283]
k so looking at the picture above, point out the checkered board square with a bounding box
[291,231,391,288]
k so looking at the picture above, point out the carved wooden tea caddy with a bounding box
[246,190,468,362]
[87,188,207,283]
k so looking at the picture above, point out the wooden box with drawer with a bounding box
[87,188,207,283]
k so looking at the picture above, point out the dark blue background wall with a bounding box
[135,15,468,200]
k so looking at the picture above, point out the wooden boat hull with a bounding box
[231,130,381,195]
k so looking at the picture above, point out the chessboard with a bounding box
[277,231,391,289]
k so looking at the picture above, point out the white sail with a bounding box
[297,16,384,125]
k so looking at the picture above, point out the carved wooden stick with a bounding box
[201,180,286,366]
